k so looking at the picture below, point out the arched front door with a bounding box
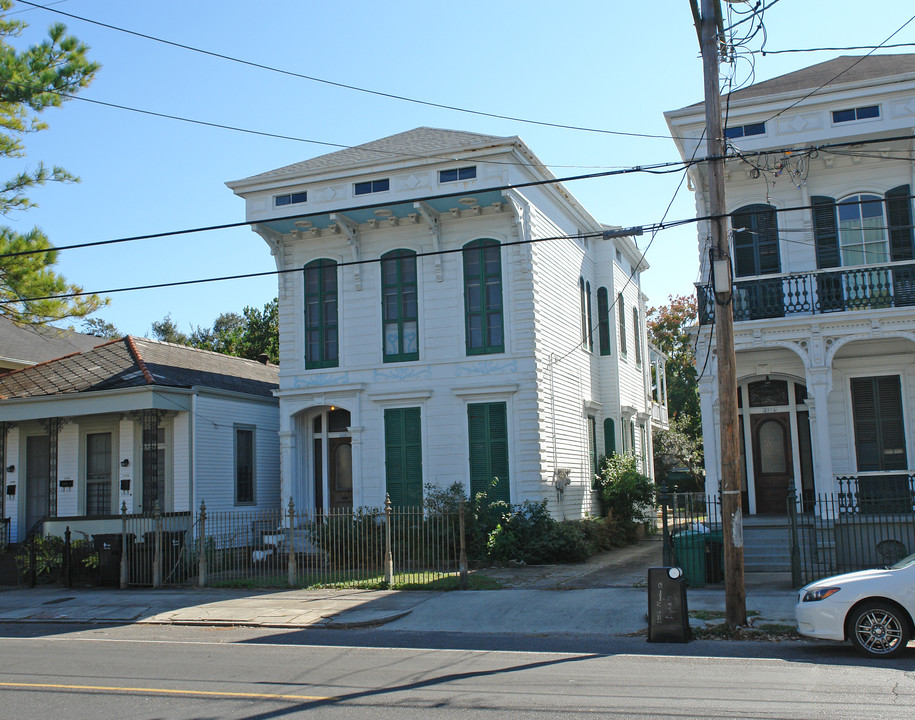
[751,414,793,514]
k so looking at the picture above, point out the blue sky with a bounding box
[9,0,914,336]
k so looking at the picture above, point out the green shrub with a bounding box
[594,453,655,526]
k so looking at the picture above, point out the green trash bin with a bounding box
[705,530,724,584]
[673,531,707,587]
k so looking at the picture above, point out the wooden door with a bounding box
[25,435,50,533]
[751,414,793,514]
[328,438,352,509]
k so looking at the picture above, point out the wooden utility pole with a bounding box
[697,0,746,627]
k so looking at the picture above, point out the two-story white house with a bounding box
[227,127,660,519]
[665,56,915,525]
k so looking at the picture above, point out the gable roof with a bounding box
[0,316,104,369]
[234,127,512,183]
[0,336,279,400]
[679,54,915,110]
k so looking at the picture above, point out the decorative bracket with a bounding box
[330,213,362,290]
[504,191,532,273]
[414,201,443,281]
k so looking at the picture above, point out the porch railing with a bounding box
[697,259,915,325]
[835,472,915,515]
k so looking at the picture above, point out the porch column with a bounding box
[698,373,719,495]
[806,367,834,496]
[278,430,296,509]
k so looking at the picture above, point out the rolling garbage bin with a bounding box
[672,531,707,587]
[92,533,131,587]
[705,530,724,584]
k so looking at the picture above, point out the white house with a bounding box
[227,127,661,519]
[0,336,280,543]
[665,55,915,519]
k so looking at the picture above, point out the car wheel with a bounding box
[848,602,911,659]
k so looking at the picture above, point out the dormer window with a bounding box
[274,191,307,207]
[724,122,766,140]
[439,166,477,183]
[832,105,880,124]
[354,178,390,196]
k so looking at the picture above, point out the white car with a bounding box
[795,553,915,658]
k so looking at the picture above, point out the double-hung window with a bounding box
[618,294,627,356]
[463,239,504,354]
[304,259,338,369]
[381,250,418,362]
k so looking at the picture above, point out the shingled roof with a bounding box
[0,336,279,400]
[235,127,511,183]
[0,316,104,368]
[679,54,915,110]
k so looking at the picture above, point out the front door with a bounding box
[328,438,352,509]
[751,414,793,514]
[25,435,50,533]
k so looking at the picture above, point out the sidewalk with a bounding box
[0,537,799,636]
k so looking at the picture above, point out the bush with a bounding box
[594,453,655,527]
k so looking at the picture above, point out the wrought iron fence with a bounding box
[790,492,915,586]
[658,492,724,587]
[0,518,8,552]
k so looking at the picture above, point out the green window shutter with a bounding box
[384,407,423,507]
[618,294,627,355]
[732,204,780,277]
[886,185,914,262]
[579,278,587,347]
[597,287,611,356]
[587,416,597,479]
[304,259,339,369]
[468,402,510,503]
[604,418,615,456]
[812,197,840,269]
[586,282,594,351]
[851,376,907,472]
[463,239,504,355]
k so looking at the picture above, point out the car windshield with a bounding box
[890,553,915,570]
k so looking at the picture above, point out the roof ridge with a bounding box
[125,335,155,384]
[135,337,275,366]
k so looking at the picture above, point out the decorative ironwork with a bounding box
[38,418,69,518]
[836,473,915,515]
[696,260,915,325]
[132,410,166,512]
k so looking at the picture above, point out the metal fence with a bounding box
[790,492,915,586]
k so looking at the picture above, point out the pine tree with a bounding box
[0,0,102,325]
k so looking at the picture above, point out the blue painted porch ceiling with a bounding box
[259,190,506,234]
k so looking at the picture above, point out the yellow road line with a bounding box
[0,681,333,702]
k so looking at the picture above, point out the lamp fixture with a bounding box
[5,465,13,473]
[120,459,130,468]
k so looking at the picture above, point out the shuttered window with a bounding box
[384,407,423,507]
[588,415,597,483]
[234,427,255,505]
[732,204,780,277]
[586,282,594,352]
[812,196,841,269]
[463,239,504,355]
[618,294,627,355]
[850,376,907,471]
[632,307,641,365]
[381,250,419,362]
[604,418,616,456]
[886,184,914,262]
[597,287,611,356]
[304,259,338,369]
[468,402,510,502]
[579,277,588,347]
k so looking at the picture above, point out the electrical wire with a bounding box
[16,0,701,143]
[757,43,915,56]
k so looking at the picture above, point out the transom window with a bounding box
[381,249,418,362]
[274,191,307,207]
[439,166,476,183]
[838,194,889,266]
[354,178,389,195]
[463,239,504,355]
[304,259,338,369]
[724,122,765,139]
[832,105,880,124]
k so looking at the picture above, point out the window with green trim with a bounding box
[468,402,509,502]
[603,418,616,456]
[304,259,338,369]
[463,239,504,355]
[632,307,641,365]
[597,287,611,355]
[586,282,594,351]
[384,407,423,507]
[381,250,418,362]
[618,293,627,356]
[587,415,597,485]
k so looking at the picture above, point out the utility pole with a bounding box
[695,0,746,627]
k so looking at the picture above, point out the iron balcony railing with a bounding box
[697,259,915,325]
[834,472,915,515]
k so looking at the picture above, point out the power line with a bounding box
[757,42,915,55]
[17,0,698,143]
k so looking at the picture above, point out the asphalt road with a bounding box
[1,624,912,719]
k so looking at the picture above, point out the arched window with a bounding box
[304,259,338,369]
[463,239,503,355]
[597,287,611,356]
[732,204,780,277]
[603,418,616,456]
[381,249,418,362]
